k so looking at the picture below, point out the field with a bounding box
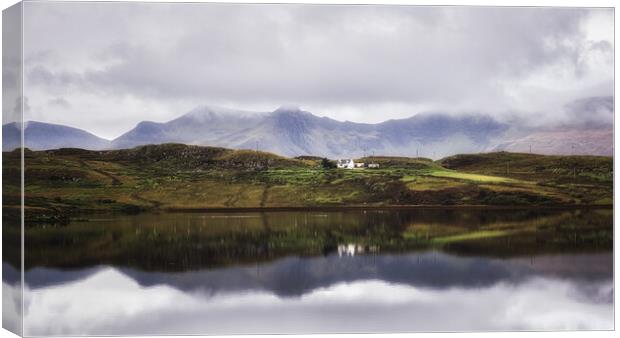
[1,144,613,225]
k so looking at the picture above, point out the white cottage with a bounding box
[337,159,368,169]
[336,159,355,169]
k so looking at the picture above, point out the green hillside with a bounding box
[439,152,612,183]
[2,145,612,225]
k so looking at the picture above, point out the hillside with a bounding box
[439,152,612,183]
[2,145,612,225]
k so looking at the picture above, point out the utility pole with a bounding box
[416,149,419,158]
[529,145,532,154]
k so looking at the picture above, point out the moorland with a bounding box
[2,143,612,225]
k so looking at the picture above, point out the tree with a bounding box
[321,158,336,169]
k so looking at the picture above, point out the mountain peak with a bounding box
[274,105,302,113]
[182,105,219,120]
[271,106,317,121]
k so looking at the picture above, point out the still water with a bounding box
[3,208,614,335]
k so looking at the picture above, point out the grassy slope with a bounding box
[439,152,613,205]
[2,146,612,224]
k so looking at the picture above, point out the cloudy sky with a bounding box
[18,2,614,139]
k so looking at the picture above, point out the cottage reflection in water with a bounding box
[338,243,379,257]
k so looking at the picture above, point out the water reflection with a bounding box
[18,208,613,271]
[13,250,614,335]
[14,273,612,335]
[13,208,614,335]
[337,243,379,256]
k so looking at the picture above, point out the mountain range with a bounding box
[2,97,613,158]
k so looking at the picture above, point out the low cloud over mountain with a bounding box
[5,96,612,158]
[109,105,508,159]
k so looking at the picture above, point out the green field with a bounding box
[428,170,516,183]
[1,144,613,224]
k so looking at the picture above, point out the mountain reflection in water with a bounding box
[2,208,613,335]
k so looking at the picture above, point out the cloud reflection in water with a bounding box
[16,253,613,335]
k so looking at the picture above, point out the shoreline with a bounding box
[19,203,612,224]
[162,204,613,213]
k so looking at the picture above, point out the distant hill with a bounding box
[50,143,307,171]
[490,128,613,156]
[2,121,110,151]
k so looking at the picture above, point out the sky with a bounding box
[15,2,615,139]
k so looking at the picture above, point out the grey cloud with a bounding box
[28,66,84,88]
[48,97,71,108]
[3,2,22,125]
[24,49,54,65]
[19,3,614,136]
[13,97,30,115]
[74,7,582,103]
[589,40,613,53]
[564,96,613,128]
